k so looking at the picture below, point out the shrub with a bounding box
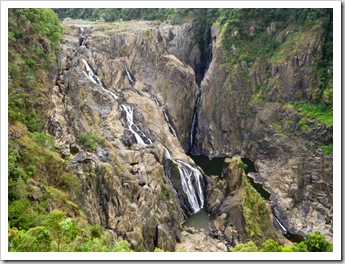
[293,102,333,127]
[260,239,282,252]
[112,240,134,252]
[323,143,333,155]
[242,178,270,237]
[90,224,103,239]
[14,226,51,252]
[77,133,105,151]
[32,132,56,150]
[302,231,333,252]
[58,172,81,195]
[231,241,259,252]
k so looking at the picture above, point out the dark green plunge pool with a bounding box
[190,155,225,177]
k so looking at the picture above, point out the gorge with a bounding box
[7,8,333,253]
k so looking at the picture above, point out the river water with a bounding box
[190,155,225,177]
[183,208,210,231]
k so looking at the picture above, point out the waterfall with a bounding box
[123,64,136,85]
[275,216,287,233]
[121,104,152,145]
[189,91,201,153]
[164,148,205,214]
[176,160,205,212]
[150,94,177,138]
[162,108,177,138]
[79,27,85,46]
[81,58,119,100]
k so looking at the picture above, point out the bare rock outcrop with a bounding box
[207,156,289,246]
[46,20,203,251]
[193,23,333,242]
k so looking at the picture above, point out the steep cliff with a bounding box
[45,19,207,251]
[206,156,289,246]
[193,14,333,242]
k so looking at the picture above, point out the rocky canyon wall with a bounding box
[194,23,333,242]
[46,17,333,251]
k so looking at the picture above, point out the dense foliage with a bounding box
[242,176,270,239]
[231,231,332,252]
[7,8,128,253]
[218,8,333,127]
[9,210,133,252]
[8,8,63,131]
[52,8,212,24]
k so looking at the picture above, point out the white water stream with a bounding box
[164,148,204,213]
[82,58,119,100]
[121,104,152,145]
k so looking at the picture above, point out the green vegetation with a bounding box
[160,184,172,201]
[218,8,332,107]
[242,177,270,238]
[32,132,56,150]
[231,231,332,252]
[322,143,333,155]
[9,209,133,252]
[295,231,333,252]
[77,133,106,151]
[8,9,63,130]
[7,8,124,253]
[293,102,333,127]
[231,241,259,252]
[52,8,215,26]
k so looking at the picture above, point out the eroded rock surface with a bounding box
[193,23,333,242]
[47,20,203,252]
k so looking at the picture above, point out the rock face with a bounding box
[177,227,229,252]
[193,23,333,242]
[84,21,200,151]
[207,156,289,246]
[46,20,204,252]
[46,18,333,251]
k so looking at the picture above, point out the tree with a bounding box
[302,231,333,252]
[14,226,51,252]
[260,239,282,252]
[112,240,134,252]
[231,241,259,252]
[44,210,79,251]
[281,244,294,252]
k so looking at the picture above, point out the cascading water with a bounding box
[189,91,201,154]
[123,64,136,86]
[189,35,213,154]
[164,148,205,214]
[162,108,177,138]
[121,104,152,145]
[150,94,177,138]
[81,58,119,100]
[176,160,205,212]
[79,27,85,46]
[274,216,287,234]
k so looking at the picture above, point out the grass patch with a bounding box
[242,177,270,238]
[322,143,333,155]
[293,102,333,127]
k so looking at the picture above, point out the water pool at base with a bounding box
[183,208,210,231]
[190,155,225,177]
